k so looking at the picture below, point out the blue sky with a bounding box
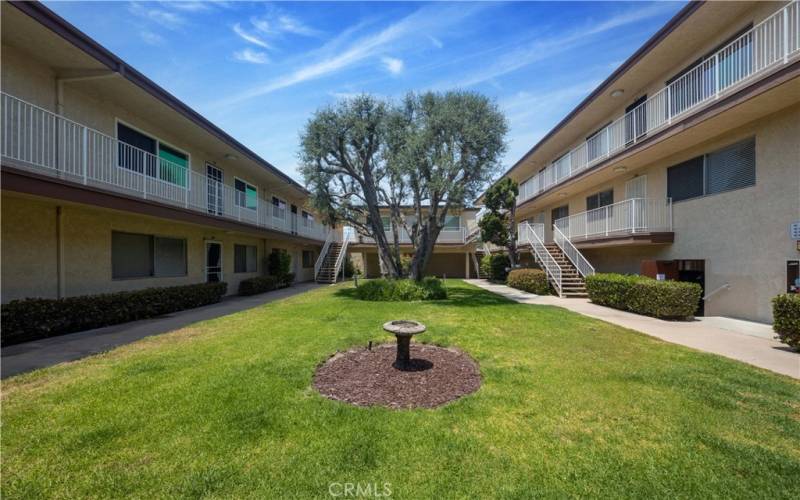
[45,1,685,182]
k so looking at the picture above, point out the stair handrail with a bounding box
[332,226,354,282]
[552,225,595,278]
[517,222,562,297]
[314,228,336,281]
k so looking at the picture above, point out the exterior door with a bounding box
[206,241,223,282]
[207,164,223,215]
[625,176,647,230]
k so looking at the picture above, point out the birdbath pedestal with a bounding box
[383,320,426,370]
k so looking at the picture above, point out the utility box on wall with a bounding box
[640,260,679,280]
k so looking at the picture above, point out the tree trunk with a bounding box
[409,221,439,281]
[507,205,518,268]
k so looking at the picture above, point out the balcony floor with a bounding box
[571,231,674,249]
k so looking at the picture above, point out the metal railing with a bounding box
[1,92,328,241]
[355,226,467,245]
[333,226,355,282]
[553,225,595,278]
[314,229,336,280]
[517,222,562,297]
[517,0,800,204]
[553,198,672,242]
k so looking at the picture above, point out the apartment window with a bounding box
[111,231,186,279]
[443,215,460,231]
[586,189,613,211]
[234,178,257,210]
[234,244,257,273]
[302,250,314,268]
[272,196,286,219]
[381,216,392,231]
[667,138,755,202]
[302,211,314,227]
[551,205,569,223]
[116,123,187,186]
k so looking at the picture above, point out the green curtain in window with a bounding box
[246,185,257,210]
[158,145,188,187]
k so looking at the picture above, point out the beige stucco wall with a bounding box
[1,194,320,302]
[527,105,800,322]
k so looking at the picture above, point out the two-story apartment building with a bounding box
[1,1,329,301]
[501,0,799,322]
[334,207,482,279]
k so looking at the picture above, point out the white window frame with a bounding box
[111,230,188,280]
[272,195,287,219]
[234,176,258,211]
[442,215,461,231]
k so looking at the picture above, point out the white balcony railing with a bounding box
[517,0,800,204]
[0,92,328,241]
[353,226,467,245]
[517,222,562,296]
[553,198,672,242]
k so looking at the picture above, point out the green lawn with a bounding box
[2,281,799,498]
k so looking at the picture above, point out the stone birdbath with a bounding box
[383,320,426,370]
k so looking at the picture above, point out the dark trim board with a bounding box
[574,232,675,249]
[1,166,323,246]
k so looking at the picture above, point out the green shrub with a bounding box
[507,268,550,295]
[239,276,279,296]
[585,273,646,309]
[481,254,510,282]
[354,277,447,301]
[586,273,701,319]
[1,282,228,346]
[627,279,702,319]
[267,250,292,278]
[772,294,800,350]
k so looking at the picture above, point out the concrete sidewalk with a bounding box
[467,279,799,379]
[1,282,323,378]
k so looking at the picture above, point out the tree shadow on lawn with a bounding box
[333,284,513,308]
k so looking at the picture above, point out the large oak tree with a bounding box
[300,91,507,281]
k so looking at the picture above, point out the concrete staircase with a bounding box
[316,242,343,284]
[543,243,587,298]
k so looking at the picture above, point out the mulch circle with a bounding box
[313,343,481,409]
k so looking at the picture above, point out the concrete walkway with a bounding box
[467,280,799,379]
[1,283,323,379]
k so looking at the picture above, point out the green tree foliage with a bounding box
[478,177,519,266]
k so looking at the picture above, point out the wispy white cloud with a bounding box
[234,48,269,65]
[233,23,271,49]
[215,3,489,107]
[434,3,676,90]
[128,2,185,31]
[381,56,404,75]
[428,35,443,49]
[139,30,165,46]
[275,14,321,37]
[250,8,321,38]
[164,1,210,13]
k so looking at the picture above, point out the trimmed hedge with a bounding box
[585,273,647,310]
[238,274,294,296]
[507,269,550,295]
[772,294,800,350]
[585,273,701,319]
[1,282,228,346]
[481,254,510,282]
[354,277,447,301]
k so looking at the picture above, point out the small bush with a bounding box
[1,282,228,346]
[772,294,800,350]
[239,276,279,296]
[354,277,447,301]
[507,269,550,295]
[267,250,292,281]
[481,254,510,282]
[586,273,701,319]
